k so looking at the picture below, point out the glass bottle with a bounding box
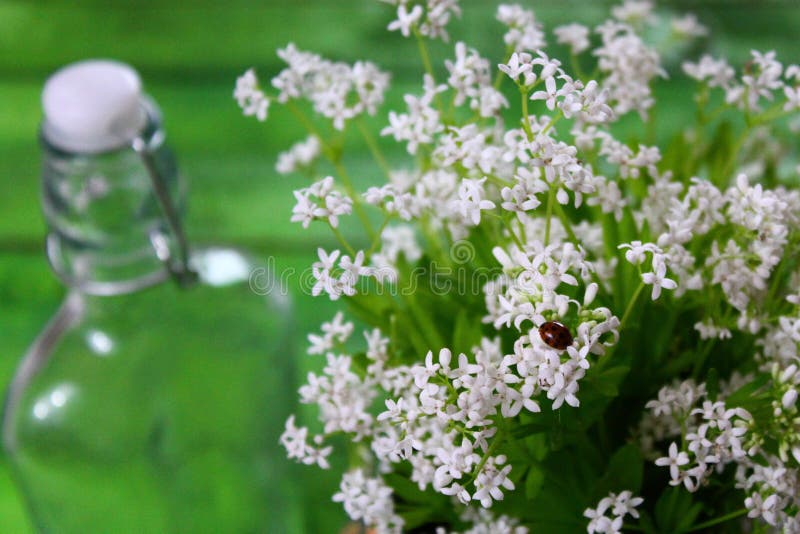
[2,60,298,533]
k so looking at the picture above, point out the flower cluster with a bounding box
[650,395,753,492]
[240,0,800,532]
[290,176,352,229]
[584,491,644,534]
[276,135,321,175]
[333,469,404,533]
[233,68,269,121]
[268,43,389,130]
[384,0,461,41]
[311,248,390,300]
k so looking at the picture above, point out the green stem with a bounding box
[541,110,563,135]
[286,101,333,158]
[493,47,514,90]
[332,160,376,240]
[619,282,646,333]
[691,337,718,378]
[554,202,578,243]
[570,52,588,82]
[329,224,356,257]
[720,126,751,184]
[356,118,392,180]
[544,185,556,245]
[421,216,451,268]
[490,212,525,250]
[366,216,392,257]
[287,102,376,239]
[520,87,533,140]
[621,525,645,532]
[686,509,748,532]
[466,428,506,486]
[413,27,444,113]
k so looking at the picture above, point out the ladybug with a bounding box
[538,321,573,351]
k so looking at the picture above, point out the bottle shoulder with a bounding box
[4,248,295,459]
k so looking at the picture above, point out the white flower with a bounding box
[332,469,404,532]
[381,75,445,154]
[745,493,780,525]
[472,456,515,508]
[496,4,545,53]
[585,490,642,534]
[276,135,321,175]
[618,241,655,265]
[554,23,590,55]
[611,491,644,518]
[531,75,561,111]
[453,177,496,225]
[279,416,332,469]
[683,55,734,88]
[271,44,389,129]
[655,442,690,481]
[611,0,656,27]
[671,14,707,38]
[641,259,678,300]
[307,311,354,355]
[387,4,423,37]
[291,176,352,228]
[498,52,534,86]
[784,85,800,111]
[594,21,665,117]
[234,68,270,121]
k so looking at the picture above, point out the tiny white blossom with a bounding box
[655,442,690,481]
[234,68,270,121]
[387,4,423,37]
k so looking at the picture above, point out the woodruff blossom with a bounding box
[275,135,321,175]
[271,44,390,130]
[234,68,269,121]
[584,491,643,534]
[453,177,496,225]
[384,0,462,41]
[244,0,800,531]
[554,23,590,55]
[333,469,404,533]
[496,4,545,53]
[291,176,352,229]
[594,20,665,117]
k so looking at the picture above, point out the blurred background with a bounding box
[1,0,798,531]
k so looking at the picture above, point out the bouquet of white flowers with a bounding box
[236,1,800,532]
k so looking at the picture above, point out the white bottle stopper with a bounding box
[41,59,147,153]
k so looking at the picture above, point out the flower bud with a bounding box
[780,364,798,383]
[584,282,598,306]
[782,388,798,409]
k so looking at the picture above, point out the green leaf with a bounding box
[511,420,552,439]
[725,373,770,406]
[706,368,720,401]
[706,120,734,188]
[637,510,660,534]
[399,508,435,530]
[526,432,549,461]
[654,487,702,533]
[525,465,545,500]
[588,365,631,398]
[593,443,644,498]
[383,473,433,505]
[451,308,480,355]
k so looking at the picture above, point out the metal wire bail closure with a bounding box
[132,133,198,288]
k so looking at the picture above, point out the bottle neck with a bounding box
[41,101,185,296]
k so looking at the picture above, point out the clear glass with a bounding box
[3,102,297,532]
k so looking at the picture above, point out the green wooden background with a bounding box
[1,1,797,531]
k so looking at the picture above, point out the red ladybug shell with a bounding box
[538,321,573,350]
